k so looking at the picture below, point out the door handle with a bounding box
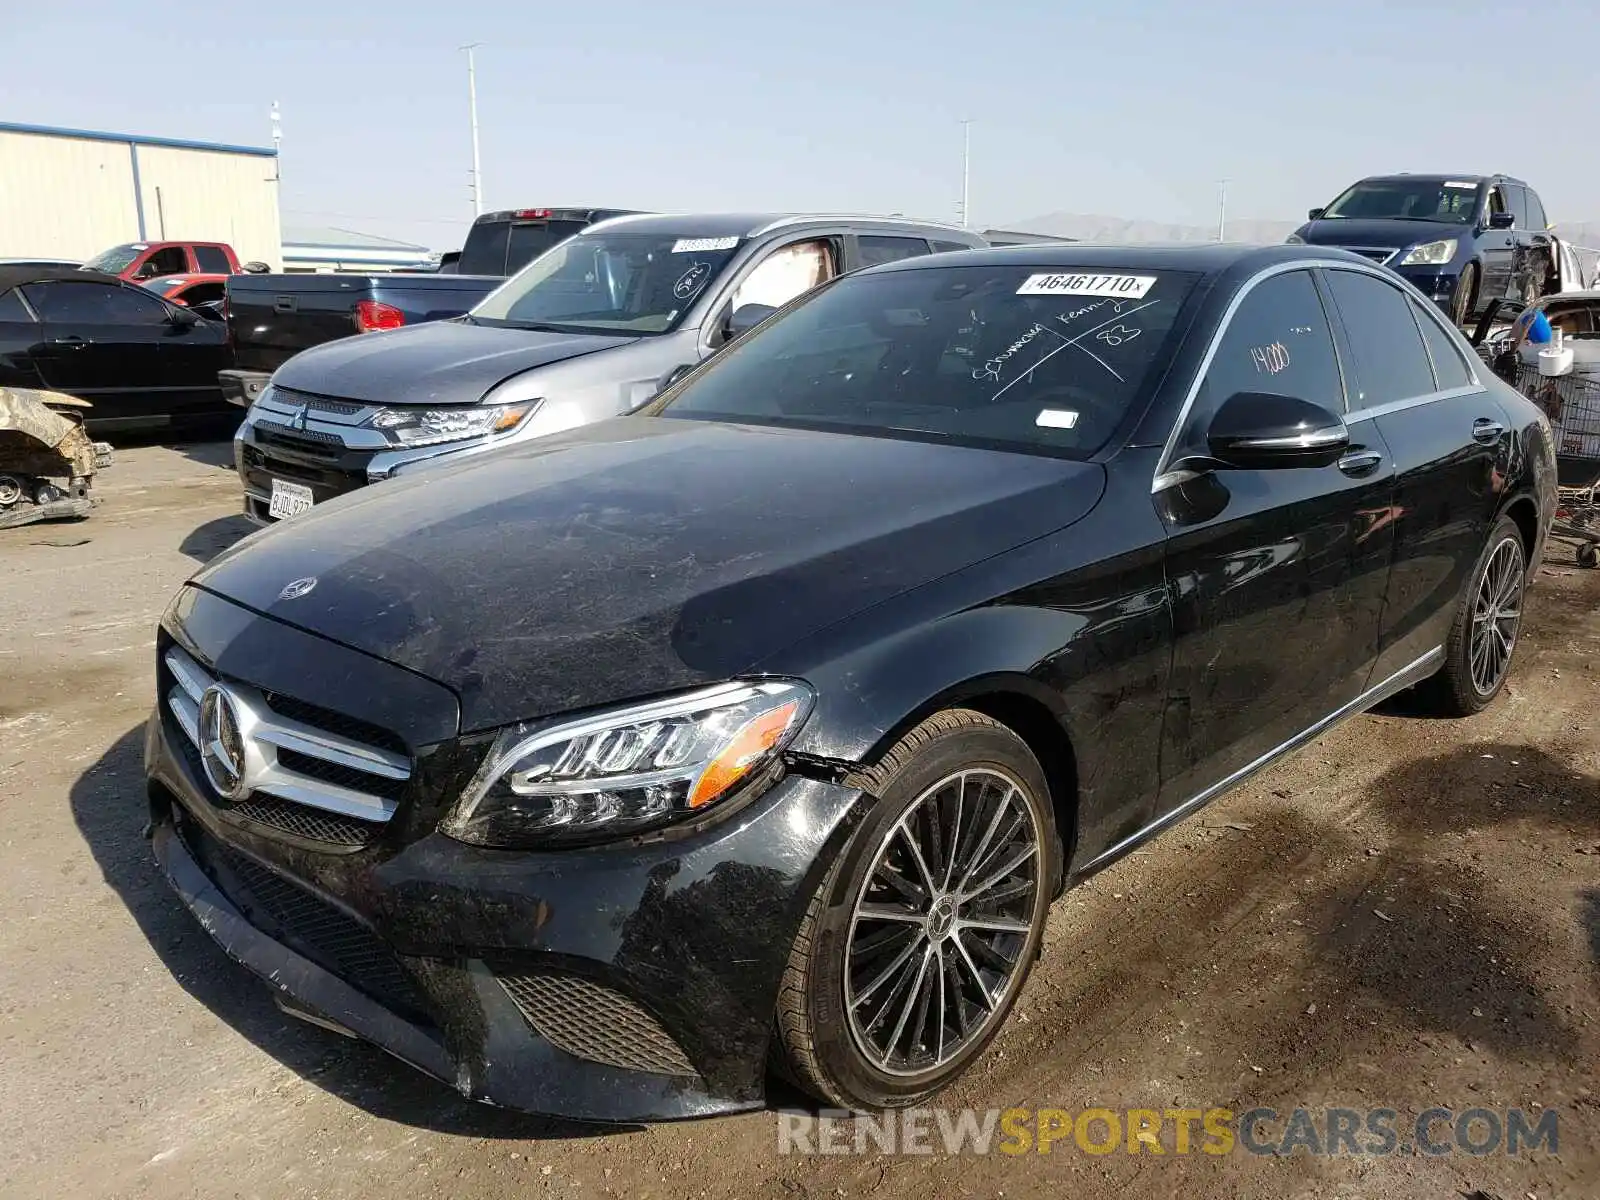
[1336,448,1383,476]
[48,335,88,348]
[1472,417,1505,443]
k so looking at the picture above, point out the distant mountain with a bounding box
[1004,211,1303,245]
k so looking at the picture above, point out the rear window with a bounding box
[194,245,231,274]
[458,218,588,276]
[657,264,1200,457]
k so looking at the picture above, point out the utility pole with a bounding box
[1217,178,1228,242]
[462,43,484,216]
[959,119,974,227]
[269,101,281,183]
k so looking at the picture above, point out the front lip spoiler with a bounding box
[150,821,457,1085]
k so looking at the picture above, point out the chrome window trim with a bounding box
[748,214,976,239]
[1151,258,1486,493]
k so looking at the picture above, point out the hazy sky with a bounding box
[9,1,1598,251]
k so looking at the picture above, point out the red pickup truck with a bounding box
[81,240,249,282]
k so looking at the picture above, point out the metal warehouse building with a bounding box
[0,121,282,268]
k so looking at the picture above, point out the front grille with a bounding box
[1343,246,1395,264]
[278,748,408,802]
[162,646,410,849]
[262,692,408,756]
[493,970,698,1077]
[277,388,367,417]
[180,820,432,1024]
[230,794,382,847]
[254,422,345,460]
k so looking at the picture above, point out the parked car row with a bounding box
[145,238,1555,1123]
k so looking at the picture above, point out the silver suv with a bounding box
[235,213,986,523]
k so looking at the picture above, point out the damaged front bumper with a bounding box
[143,596,867,1121]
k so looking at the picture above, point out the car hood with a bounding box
[270,319,636,407]
[1295,217,1466,251]
[192,418,1106,733]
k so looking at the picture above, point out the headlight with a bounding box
[442,679,815,848]
[368,401,535,447]
[1286,234,1306,245]
[1399,239,1458,266]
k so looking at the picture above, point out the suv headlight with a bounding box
[1399,239,1458,266]
[442,679,814,848]
[369,401,534,447]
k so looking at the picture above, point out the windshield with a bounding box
[82,244,142,273]
[470,232,742,334]
[654,264,1199,457]
[1320,179,1480,223]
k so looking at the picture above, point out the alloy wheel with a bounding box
[843,768,1042,1076]
[1470,537,1525,696]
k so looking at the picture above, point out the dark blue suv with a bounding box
[1289,174,1556,327]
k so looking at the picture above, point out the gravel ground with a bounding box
[1,442,1595,1199]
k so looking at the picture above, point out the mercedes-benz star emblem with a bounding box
[198,686,247,800]
[278,576,318,601]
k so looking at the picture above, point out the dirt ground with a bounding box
[1,441,1596,1200]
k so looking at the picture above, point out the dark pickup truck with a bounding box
[219,207,643,406]
[218,273,501,407]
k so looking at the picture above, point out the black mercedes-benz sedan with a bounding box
[144,243,1556,1121]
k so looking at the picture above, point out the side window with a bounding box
[1487,186,1509,221]
[193,245,231,274]
[1410,299,1473,389]
[856,236,930,268]
[1525,190,1549,231]
[0,288,33,322]
[1504,187,1530,229]
[731,239,838,314]
[1321,270,1437,407]
[1181,270,1344,448]
[142,246,189,276]
[930,240,975,254]
[22,281,171,326]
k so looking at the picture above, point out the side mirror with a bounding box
[1488,212,1515,230]
[1205,391,1349,470]
[1307,207,1325,221]
[727,302,778,340]
[167,306,199,327]
[241,261,271,274]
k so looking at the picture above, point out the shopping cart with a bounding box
[1509,363,1600,567]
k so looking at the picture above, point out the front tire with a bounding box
[774,709,1059,1110]
[1417,515,1527,716]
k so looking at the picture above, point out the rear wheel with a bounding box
[774,709,1058,1110]
[1416,515,1527,715]
[1450,263,1478,329]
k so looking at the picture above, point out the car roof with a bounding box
[0,265,125,291]
[869,241,1368,277]
[584,212,979,239]
[1354,172,1526,187]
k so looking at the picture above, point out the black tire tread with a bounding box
[1415,515,1523,717]
[773,708,1010,1109]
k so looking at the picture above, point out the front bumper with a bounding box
[144,590,866,1121]
[1392,264,1459,307]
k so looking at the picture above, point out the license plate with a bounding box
[268,479,315,520]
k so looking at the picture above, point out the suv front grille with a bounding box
[162,645,410,849]
[492,969,698,1077]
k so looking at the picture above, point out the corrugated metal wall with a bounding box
[0,130,138,259]
[0,130,282,268]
